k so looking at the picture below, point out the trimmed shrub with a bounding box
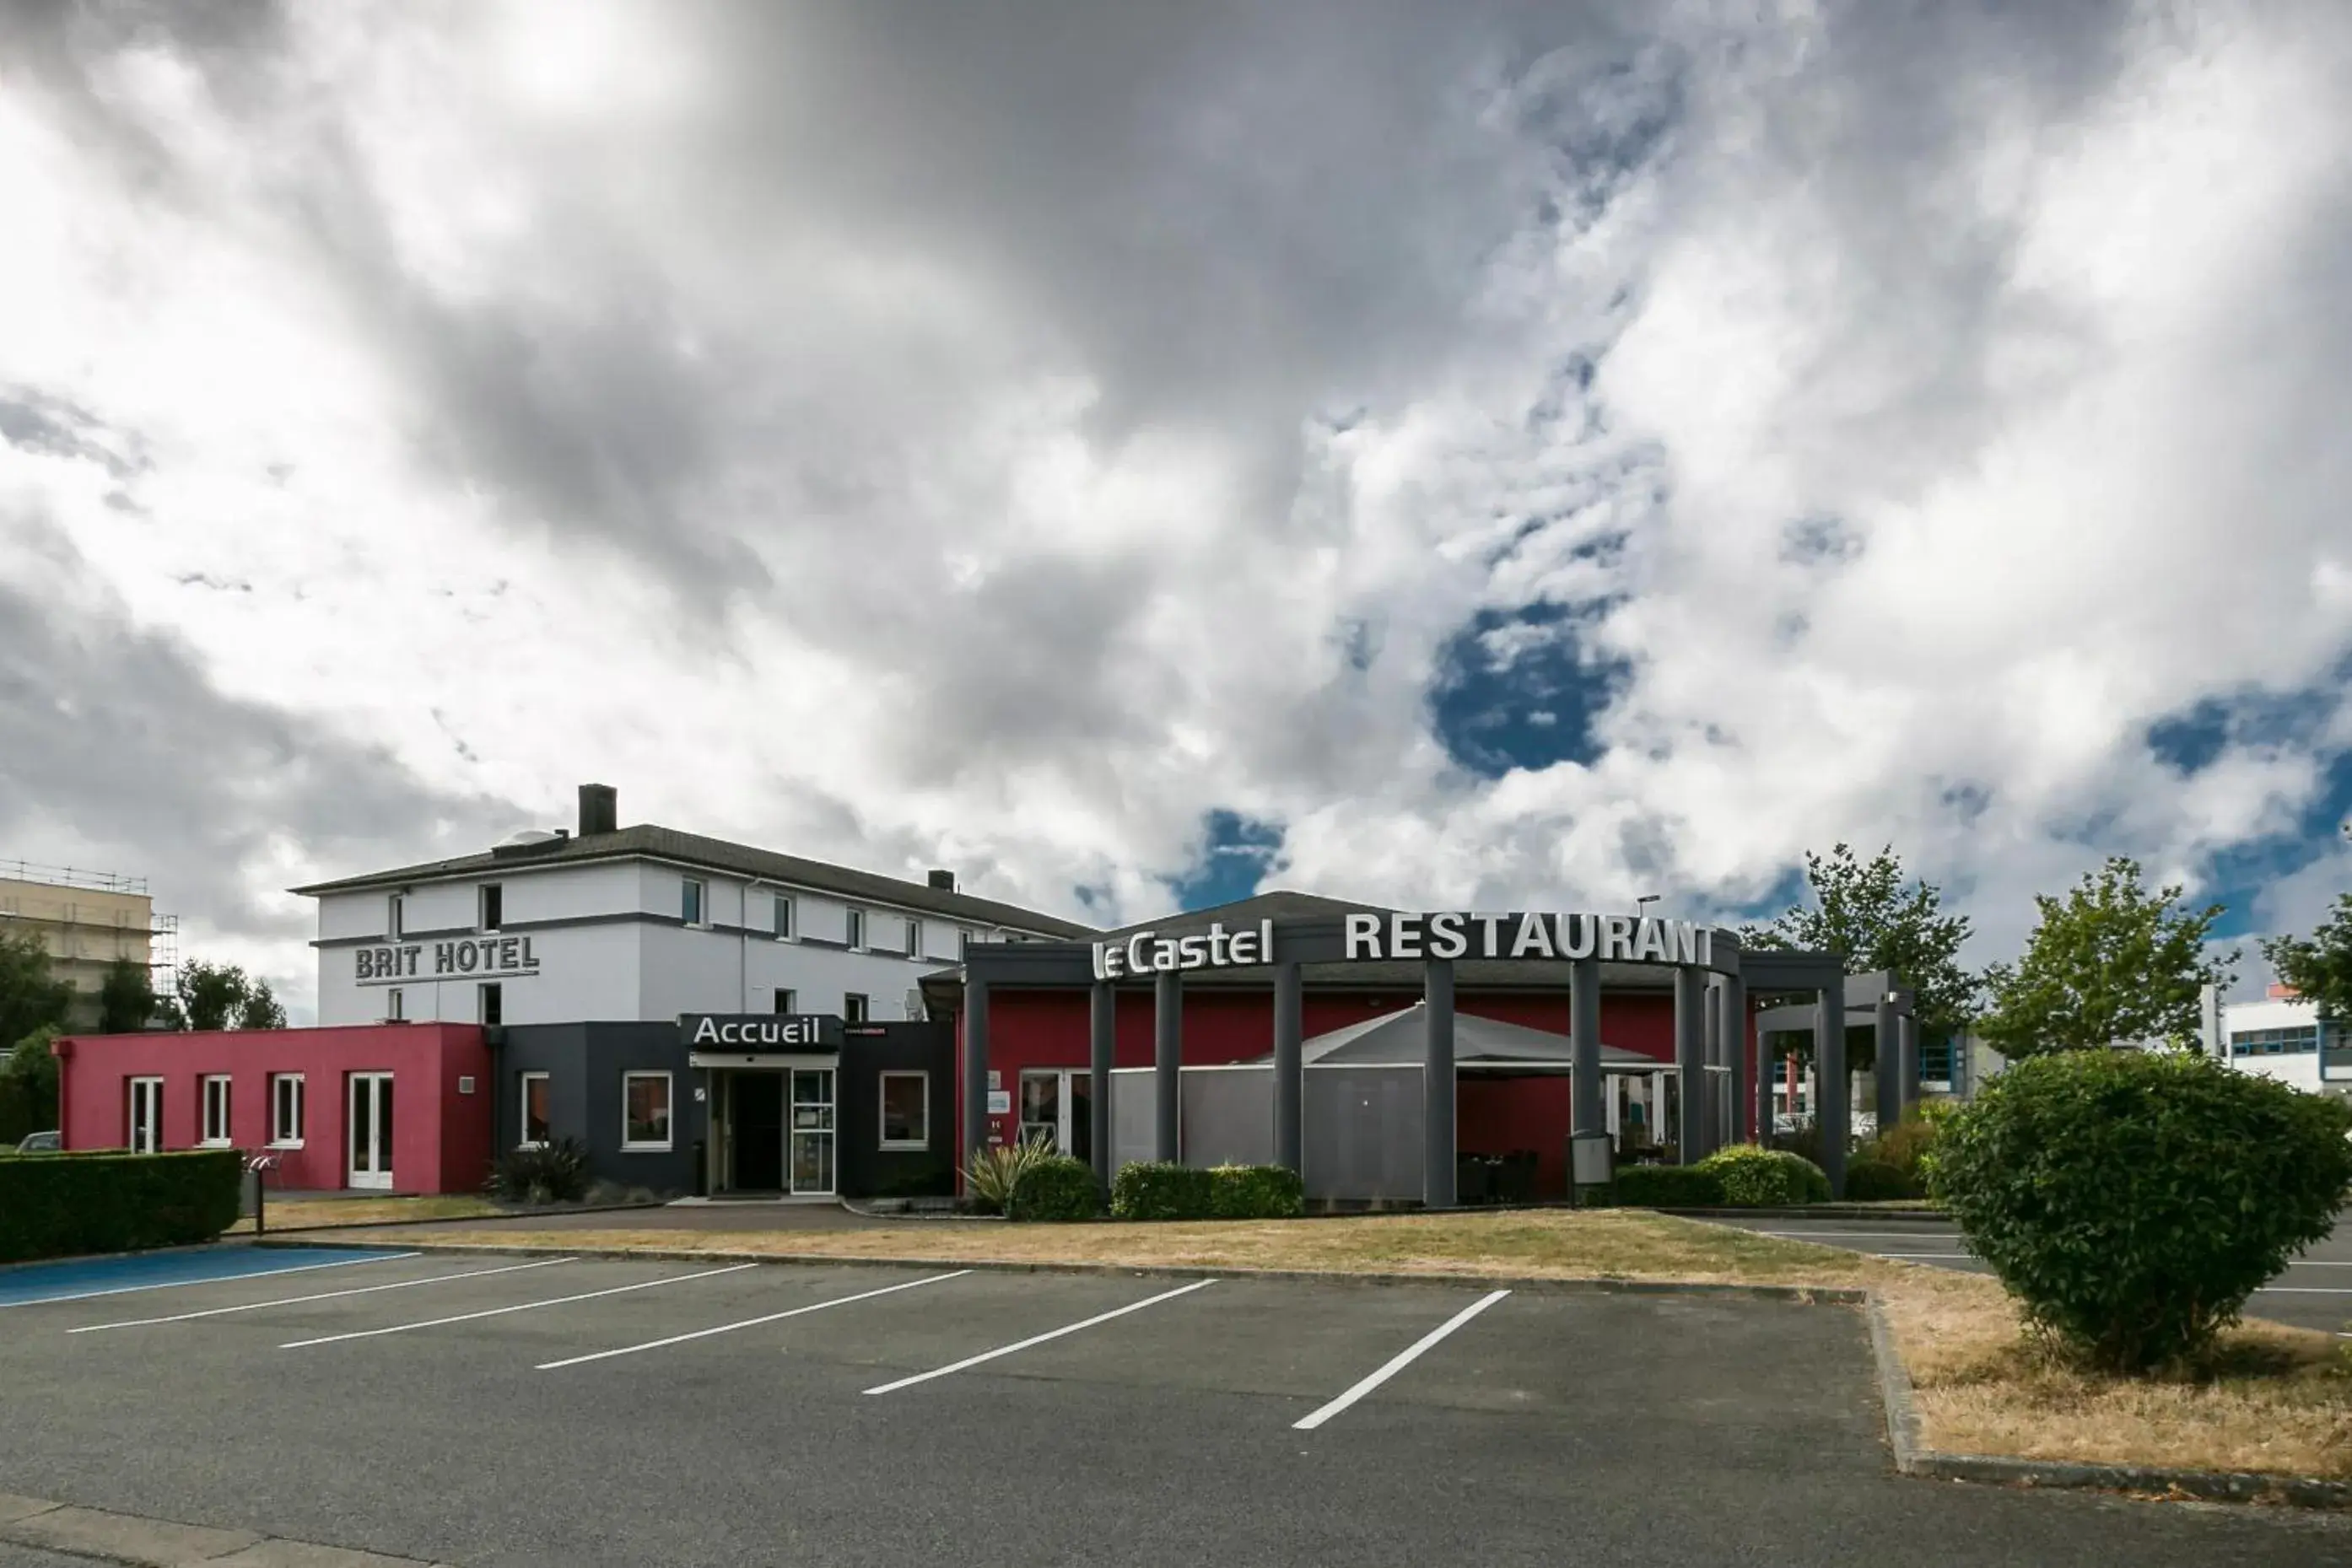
[0,1149,242,1263]
[1606,1163,1725,1207]
[1932,1048,2352,1372]
[487,1137,591,1205]
[1858,1108,1945,1194]
[1008,1154,1101,1221]
[1209,1164,1306,1219]
[1842,1158,1919,1203]
[1110,1161,1216,1220]
[962,1136,1060,1216]
[1698,1144,1831,1206]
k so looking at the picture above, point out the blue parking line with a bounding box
[0,1246,416,1307]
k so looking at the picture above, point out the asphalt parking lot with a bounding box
[1703,1214,2352,1335]
[2,1247,2347,1567]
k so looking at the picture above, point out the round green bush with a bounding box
[1841,1157,1919,1203]
[1697,1144,1830,1205]
[1931,1048,2352,1372]
[1606,1163,1725,1207]
[1007,1154,1101,1221]
[1209,1163,1305,1219]
[1110,1160,1216,1220]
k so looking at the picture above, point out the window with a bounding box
[480,882,503,932]
[880,1071,928,1149]
[201,1075,233,1146]
[520,1071,550,1147]
[2231,1026,2318,1056]
[386,987,405,1021]
[128,1077,163,1154]
[774,894,796,940]
[270,1074,305,1146]
[904,916,923,957]
[623,1071,672,1150]
[388,892,405,939]
[681,877,707,927]
[479,983,503,1026]
[843,993,869,1023]
[845,908,866,950]
[774,988,797,1015]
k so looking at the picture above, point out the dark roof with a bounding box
[288,823,1098,938]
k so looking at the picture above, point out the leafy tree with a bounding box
[1979,857,2236,1058]
[172,960,287,1032]
[0,927,74,1049]
[97,957,161,1033]
[2260,827,2352,1022]
[1740,843,1982,1063]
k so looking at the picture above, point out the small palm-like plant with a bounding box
[963,1135,1057,1215]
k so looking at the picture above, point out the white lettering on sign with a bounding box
[1093,913,1718,977]
[356,936,538,987]
[688,1016,828,1048]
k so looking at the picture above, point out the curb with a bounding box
[1661,1205,1948,1222]
[251,1236,1867,1304]
[1862,1299,2352,1510]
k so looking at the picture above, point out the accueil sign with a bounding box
[1092,913,1713,980]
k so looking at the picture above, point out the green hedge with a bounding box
[1209,1163,1305,1219]
[1697,1145,1831,1206]
[1008,1155,1101,1221]
[1605,1164,1726,1207]
[1110,1161,1215,1220]
[1842,1157,1922,1202]
[0,1150,243,1264]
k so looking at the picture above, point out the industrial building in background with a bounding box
[0,859,176,1030]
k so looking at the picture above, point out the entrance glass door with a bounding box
[348,1072,393,1189]
[1017,1070,1092,1157]
[789,1070,833,1194]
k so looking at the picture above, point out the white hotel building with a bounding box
[294,784,1092,1028]
[2222,985,2352,1095]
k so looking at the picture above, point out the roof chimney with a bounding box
[927,869,956,892]
[578,783,618,838]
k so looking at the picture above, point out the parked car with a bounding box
[14,1131,60,1154]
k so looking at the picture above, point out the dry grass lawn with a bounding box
[228,1194,504,1234]
[299,1208,2350,1479]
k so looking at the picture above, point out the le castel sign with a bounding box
[1092,912,1721,981]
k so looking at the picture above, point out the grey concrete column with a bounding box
[1089,980,1115,1195]
[1675,967,1706,1165]
[1423,959,1456,1209]
[1704,979,1724,1155]
[1874,993,1900,1138]
[1898,1014,1920,1114]
[1154,969,1181,1163]
[1817,982,1848,1197]
[963,976,990,1174]
[1272,961,1303,1177]
[1569,956,1606,1188]
[1726,972,1750,1144]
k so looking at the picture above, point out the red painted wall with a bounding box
[53,1024,491,1194]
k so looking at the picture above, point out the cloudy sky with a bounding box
[3,0,2349,1021]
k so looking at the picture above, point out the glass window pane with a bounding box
[524,1075,550,1143]
[882,1075,926,1145]
[627,1075,670,1144]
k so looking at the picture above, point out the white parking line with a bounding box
[2,1252,423,1309]
[70,1257,578,1332]
[278,1263,758,1348]
[1294,1290,1511,1431]
[537,1270,973,1370]
[2252,1286,2352,1296]
[863,1279,1217,1394]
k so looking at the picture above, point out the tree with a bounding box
[0,926,74,1049]
[1979,856,2236,1058]
[172,960,287,1032]
[97,957,161,1033]
[2260,827,2352,1022]
[1,1022,62,1136]
[1740,843,1982,1041]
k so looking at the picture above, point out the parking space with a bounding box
[1704,1215,2352,1334]
[3,1247,2344,1566]
[0,1244,418,1309]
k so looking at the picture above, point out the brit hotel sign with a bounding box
[1092,912,1721,979]
[354,936,542,986]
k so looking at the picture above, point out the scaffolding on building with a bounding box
[0,859,148,896]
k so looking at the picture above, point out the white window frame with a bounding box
[878,1071,929,1150]
[519,1070,551,1149]
[774,893,796,941]
[622,1070,673,1151]
[269,1073,305,1148]
[128,1075,164,1155]
[479,882,503,933]
[845,908,866,951]
[200,1075,233,1147]
[681,876,708,928]
[844,993,869,1024]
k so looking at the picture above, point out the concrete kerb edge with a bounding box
[250,1236,1868,1304]
[1861,1297,2352,1511]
